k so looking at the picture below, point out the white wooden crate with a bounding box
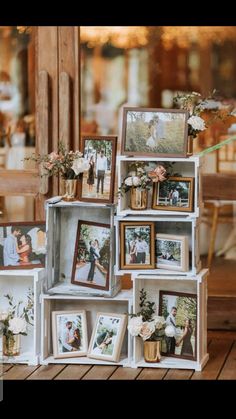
[117,155,202,217]
[132,269,208,371]
[115,215,201,277]
[45,200,121,298]
[40,289,133,366]
[0,268,45,365]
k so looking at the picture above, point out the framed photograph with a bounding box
[155,233,189,272]
[87,312,127,362]
[52,310,88,359]
[120,221,155,270]
[121,107,188,157]
[0,221,46,269]
[152,177,194,212]
[78,135,117,203]
[159,291,197,360]
[71,220,111,290]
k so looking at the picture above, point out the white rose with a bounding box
[132,176,141,187]
[124,177,133,187]
[139,321,156,341]
[128,316,143,336]
[72,158,90,175]
[9,317,27,334]
[165,325,176,338]
[188,115,206,131]
[153,315,166,330]
[0,311,8,321]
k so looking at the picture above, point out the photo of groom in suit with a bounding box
[165,306,177,354]
[87,240,99,282]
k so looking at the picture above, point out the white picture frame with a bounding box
[87,312,127,362]
[52,310,88,359]
[156,233,189,272]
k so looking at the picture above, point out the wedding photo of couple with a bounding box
[0,222,46,268]
[52,310,87,359]
[122,108,188,156]
[71,221,110,290]
[159,291,197,360]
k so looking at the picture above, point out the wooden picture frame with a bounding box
[52,310,88,359]
[152,177,194,212]
[87,312,127,362]
[78,135,117,203]
[159,291,197,361]
[121,107,188,157]
[0,221,46,270]
[120,221,155,270]
[155,233,189,272]
[71,220,110,291]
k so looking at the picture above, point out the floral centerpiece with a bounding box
[119,161,167,210]
[128,289,166,362]
[0,290,34,357]
[25,141,89,179]
[25,141,89,200]
[173,90,232,140]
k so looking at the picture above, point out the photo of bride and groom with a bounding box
[0,222,46,268]
[71,220,111,290]
[122,108,188,157]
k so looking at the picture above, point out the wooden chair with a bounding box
[202,141,236,268]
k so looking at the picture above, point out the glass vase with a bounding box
[3,334,21,357]
[62,179,78,201]
[130,187,148,210]
[143,340,161,363]
[187,135,193,157]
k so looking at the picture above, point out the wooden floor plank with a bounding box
[109,367,141,380]
[191,338,233,380]
[164,369,194,380]
[82,365,117,380]
[3,365,39,380]
[27,365,66,380]
[54,365,92,380]
[137,368,167,380]
[207,330,236,340]
[218,341,236,380]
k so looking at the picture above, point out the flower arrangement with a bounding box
[0,290,34,355]
[25,141,89,179]
[128,289,166,341]
[119,162,167,196]
[173,90,229,139]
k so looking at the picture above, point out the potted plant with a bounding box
[0,290,34,357]
[119,162,167,210]
[128,289,167,362]
[25,142,89,201]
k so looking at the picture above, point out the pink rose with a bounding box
[148,165,167,183]
[139,321,156,341]
[49,152,60,161]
